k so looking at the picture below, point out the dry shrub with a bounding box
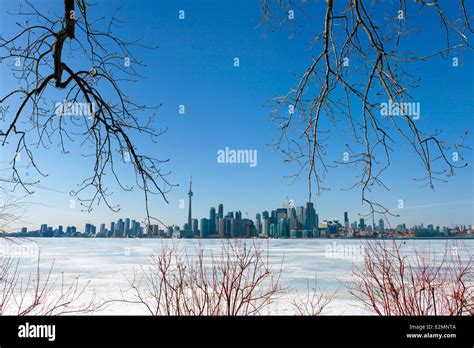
[0,254,98,315]
[349,241,473,316]
[125,240,283,315]
[291,279,337,316]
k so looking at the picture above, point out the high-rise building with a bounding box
[288,206,297,220]
[209,207,216,234]
[224,217,232,237]
[287,206,297,231]
[218,218,225,237]
[85,223,94,234]
[233,219,246,237]
[40,224,48,235]
[276,208,287,222]
[261,218,270,237]
[133,221,141,236]
[277,218,289,238]
[289,216,298,231]
[305,202,317,230]
[244,219,255,238]
[344,212,349,230]
[200,218,209,238]
[270,210,277,225]
[379,218,385,233]
[130,220,137,236]
[359,218,365,231]
[116,219,124,237]
[255,213,262,235]
[230,218,236,237]
[125,218,130,235]
[297,206,306,228]
[218,204,223,220]
[235,211,242,220]
[192,218,199,236]
[269,223,276,237]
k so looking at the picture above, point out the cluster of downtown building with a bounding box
[164,202,471,239]
[7,174,472,239]
[10,202,472,239]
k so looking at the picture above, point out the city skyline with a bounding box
[9,192,473,238]
[3,172,472,232]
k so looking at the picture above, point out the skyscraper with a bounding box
[40,224,48,235]
[116,219,124,237]
[85,223,95,234]
[218,203,223,220]
[209,207,216,234]
[200,218,209,238]
[297,206,306,228]
[133,221,141,236]
[261,218,270,237]
[277,218,289,238]
[218,218,225,238]
[125,218,130,235]
[109,222,115,237]
[255,213,262,235]
[379,218,385,233]
[344,211,349,230]
[276,208,287,222]
[270,210,277,225]
[187,176,193,230]
[130,220,136,236]
[269,223,276,237]
[192,218,199,236]
[305,202,317,229]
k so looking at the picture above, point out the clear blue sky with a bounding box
[0,0,472,231]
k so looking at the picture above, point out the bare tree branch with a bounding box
[0,0,175,226]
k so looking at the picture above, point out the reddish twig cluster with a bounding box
[122,240,283,315]
[291,279,337,316]
[0,253,98,315]
[349,241,473,315]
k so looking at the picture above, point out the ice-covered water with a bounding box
[1,238,471,315]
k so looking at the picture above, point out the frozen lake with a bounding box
[1,238,472,315]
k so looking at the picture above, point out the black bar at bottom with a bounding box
[0,316,472,346]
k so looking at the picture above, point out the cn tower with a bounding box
[187,175,193,230]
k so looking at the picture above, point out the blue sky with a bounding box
[0,0,472,231]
